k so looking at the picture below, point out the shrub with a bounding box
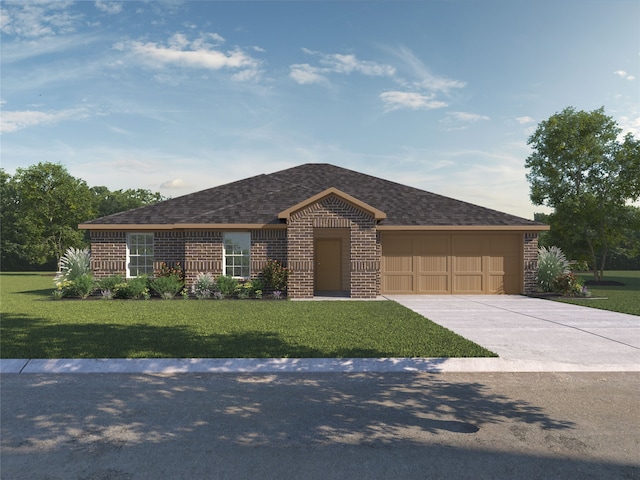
[150,275,184,300]
[69,273,95,299]
[192,272,216,300]
[261,259,289,291]
[537,246,570,292]
[216,275,239,297]
[97,275,125,292]
[552,272,584,297]
[113,276,150,300]
[54,247,91,288]
[249,278,264,295]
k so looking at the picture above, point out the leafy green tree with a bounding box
[1,163,94,269]
[91,186,165,218]
[526,107,640,281]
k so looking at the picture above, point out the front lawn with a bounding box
[556,271,640,316]
[0,273,495,359]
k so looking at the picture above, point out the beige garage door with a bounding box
[381,233,522,294]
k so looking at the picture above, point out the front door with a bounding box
[315,239,342,291]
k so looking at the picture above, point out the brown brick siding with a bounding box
[523,232,539,294]
[90,231,127,278]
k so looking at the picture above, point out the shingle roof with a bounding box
[80,163,543,228]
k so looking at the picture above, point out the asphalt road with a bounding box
[1,372,638,480]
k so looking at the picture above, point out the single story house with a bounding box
[79,163,548,298]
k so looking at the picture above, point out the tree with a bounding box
[1,163,94,269]
[91,187,165,218]
[525,107,640,281]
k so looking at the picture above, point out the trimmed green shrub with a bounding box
[150,275,184,300]
[69,273,95,299]
[537,246,570,292]
[216,275,239,297]
[114,276,150,300]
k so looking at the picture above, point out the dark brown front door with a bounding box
[315,239,342,291]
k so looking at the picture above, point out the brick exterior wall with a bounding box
[90,231,127,278]
[523,232,539,294]
[286,194,379,299]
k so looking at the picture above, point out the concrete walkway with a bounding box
[1,296,638,374]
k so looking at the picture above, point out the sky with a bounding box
[1,0,639,220]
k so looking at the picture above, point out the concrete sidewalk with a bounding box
[1,296,638,374]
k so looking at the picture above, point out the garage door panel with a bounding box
[383,255,413,273]
[418,255,448,273]
[454,255,482,273]
[383,274,414,293]
[418,274,449,293]
[454,274,483,293]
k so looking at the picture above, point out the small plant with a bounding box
[537,246,571,292]
[254,289,263,299]
[150,275,184,299]
[70,273,95,299]
[261,259,290,292]
[192,272,216,300]
[101,289,113,300]
[216,275,239,297]
[552,272,583,296]
[156,262,185,281]
[181,288,190,300]
[213,291,224,300]
[249,278,264,296]
[272,290,283,300]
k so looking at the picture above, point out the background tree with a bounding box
[526,106,640,281]
[1,163,167,271]
[1,163,94,270]
[91,186,165,218]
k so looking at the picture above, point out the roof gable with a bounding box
[278,187,386,221]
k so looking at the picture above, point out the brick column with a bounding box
[523,232,539,294]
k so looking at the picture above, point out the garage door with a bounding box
[381,233,522,294]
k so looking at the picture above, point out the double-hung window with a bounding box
[223,232,250,278]
[127,233,154,277]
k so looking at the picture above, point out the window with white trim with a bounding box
[127,233,154,277]
[223,232,250,278]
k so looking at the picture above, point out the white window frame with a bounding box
[223,232,251,279]
[126,233,154,278]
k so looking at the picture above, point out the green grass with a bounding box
[556,270,640,316]
[0,273,495,359]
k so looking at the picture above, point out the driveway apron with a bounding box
[385,295,640,371]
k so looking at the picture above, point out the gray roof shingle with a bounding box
[81,163,542,227]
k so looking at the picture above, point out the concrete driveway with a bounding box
[386,295,640,372]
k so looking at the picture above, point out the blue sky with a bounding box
[2,0,638,220]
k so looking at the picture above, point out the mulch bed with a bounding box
[584,280,625,286]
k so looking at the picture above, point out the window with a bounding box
[127,233,154,277]
[223,232,250,278]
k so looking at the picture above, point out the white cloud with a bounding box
[380,91,447,111]
[614,70,636,81]
[390,45,466,93]
[516,116,535,125]
[95,1,123,15]
[289,64,328,85]
[290,49,395,85]
[0,1,80,38]
[160,178,190,189]
[116,33,262,81]
[446,112,490,122]
[0,108,88,133]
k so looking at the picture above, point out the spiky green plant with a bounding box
[537,246,571,292]
[54,247,91,287]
